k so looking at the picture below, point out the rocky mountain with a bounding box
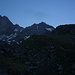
[52,24,75,35]
[0,35,75,75]
[0,15,75,75]
[0,15,54,44]
[16,35,75,75]
[0,15,24,43]
[11,22,54,43]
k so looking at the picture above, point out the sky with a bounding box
[0,0,75,28]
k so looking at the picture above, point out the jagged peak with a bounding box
[39,21,46,25]
[0,15,8,19]
[32,22,47,26]
[39,22,54,28]
[2,16,8,19]
[15,24,19,26]
[0,15,2,17]
[31,22,54,29]
[32,23,37,26]
[33,23,37,25]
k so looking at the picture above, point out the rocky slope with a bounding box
[13,22,54,42]
[0,15,24,44]
[0,15,75,75]
[52,24,75,35]
[0,16,54,44]
[0,35,75,75]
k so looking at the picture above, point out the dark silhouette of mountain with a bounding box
[1,35,74,75]
[0,15,24,35]
[13,22,54,42]
[0,15,24,43]
[0,15,14,35]
[0,15,55,44]
[52,24,75,35]
[0,15,75,75]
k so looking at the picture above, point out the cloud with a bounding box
[35,11,47,20]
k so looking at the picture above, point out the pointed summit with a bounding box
[0,15,2,19]
[2,16,10,21]
[0,15,24,35]
[3,16,8,18]
[39,21,46,25]
[0,15,9,19]
[0,15,2,17]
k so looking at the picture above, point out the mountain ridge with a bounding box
[0,15,75,75]
[0,15,55,44]
[52,24,75,35]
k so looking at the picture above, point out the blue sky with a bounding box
[0,0,75,28]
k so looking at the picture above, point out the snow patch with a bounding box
[14,28,18,32]
[26,36,30,39]
[13,40,15,42]
[16,42,19,45]
[24,36,30,40]
[46,28,54,31]
[0,33,18,44]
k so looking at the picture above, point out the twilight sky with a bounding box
[0,0,75,28]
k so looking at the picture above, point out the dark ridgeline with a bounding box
[52,24,75,35]
[0,15,24,35]
[0,15,75,75]
[14,21,54,42]
[0,15,55,43]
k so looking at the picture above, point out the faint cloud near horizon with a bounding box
[35,11,47,20]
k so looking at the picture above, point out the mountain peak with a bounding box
[0,15,2,18]
[0,15,24,36]
[2,16,9,20]
[39,22,46,24]
[0,15,8,18]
